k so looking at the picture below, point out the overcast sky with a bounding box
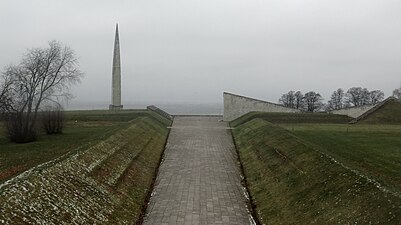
[1,0,401,107]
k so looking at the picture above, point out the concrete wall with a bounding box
[330,104,376,118]
[223,92,300,121]
[147,105,174,121]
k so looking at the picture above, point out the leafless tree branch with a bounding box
[0,40,83,143]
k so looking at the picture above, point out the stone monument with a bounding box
[109,24,123,110]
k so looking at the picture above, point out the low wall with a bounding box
[223,92,299,121]
[330,104,375,118]
[147,105,174,121]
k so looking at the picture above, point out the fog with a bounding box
[1,0,401,110]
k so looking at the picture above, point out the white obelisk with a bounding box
[109,24,123,110]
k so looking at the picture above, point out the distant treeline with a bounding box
[278,87,401,112]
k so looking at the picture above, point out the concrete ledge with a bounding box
[147,105,174,121]
[329,104,375,118]
[223,92,300,121]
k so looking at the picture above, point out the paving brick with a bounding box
[143,117,250,225]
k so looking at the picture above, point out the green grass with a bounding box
[232,119,401,224]
[66,109,148,122]
[111,117,169,223]
[0,115,170,224]
[66,109,172,126]
[0,122,122,182]
[358,99,401,124]
[280,123,401,193]
[0,109,172,183]
[95,116,169,224]
[230,111,352,127]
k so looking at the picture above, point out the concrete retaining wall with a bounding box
[330,104,376,118]
[223,92,300,121]
[147,105,174,121]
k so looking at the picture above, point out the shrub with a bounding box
[5,112,37,143]
[42,106,65,135]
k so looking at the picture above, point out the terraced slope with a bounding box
[230,112,351,127]
[65,109,172,126]
[283,123,401,201]
[358,98,401,124]
[232,118,401,225]
[0,109,171,183]
[0,116,169,224]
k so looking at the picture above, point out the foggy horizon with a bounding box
[1,0,401,109]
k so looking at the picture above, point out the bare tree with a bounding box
[345,87,370,106]
[279,91,296,108]
[393,87,401,100]
[304,91,323,112]
[368,90,384,104]
[42,104,65,135]
[327,88,345,110]
[0,73,14,114]
[294,91,304,110]
[345,87,384,106]
[1,40,83,142]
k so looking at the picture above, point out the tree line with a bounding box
[0,41,82,143]
[278,87,395,112]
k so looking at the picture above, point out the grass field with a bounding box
[231,112,401,224]
[65,109,172,125]
[0,121,122,182]
[230,111,352,127]
[0,109,171,224]
[280,123,401,194]
[0,109,171,183]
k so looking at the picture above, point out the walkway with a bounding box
[143,116,252,225]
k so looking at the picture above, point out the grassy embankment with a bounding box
[0,109,170,182]
[280,123,401,194]
[231,112,401,224]
[230,111,352,127]
[358,98,401,124]
[0,109,171,224]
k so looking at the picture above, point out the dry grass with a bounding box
[232,118,401,224]
[0,116,169,224]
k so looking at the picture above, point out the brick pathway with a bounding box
[143,116,252,225]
